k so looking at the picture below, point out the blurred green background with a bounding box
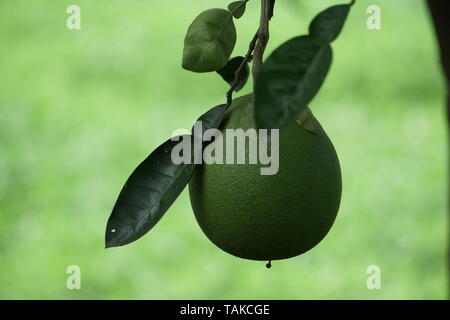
[0,0,447,299]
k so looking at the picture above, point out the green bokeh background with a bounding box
[0,0,447,299]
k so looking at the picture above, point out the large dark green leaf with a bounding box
[228,1,248,19]
[255,36,332,130]
[309,3,352,45]
[182,8,237,73]
[105,105,228,248]
[105,136,196,248]
[254,3,353,130]
[216,56,249,92]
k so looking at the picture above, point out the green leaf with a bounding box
[216,56,249,92]
[269,0,275,18]
[193,104,227,139]
[228,1,248,19]
[105,105,227,248]
[105,136,196,248]
[182,8,237,73]
[309,3,352,45]
[254,3,353,130]
[254,36,332,130]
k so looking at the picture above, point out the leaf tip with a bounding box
[104,227,119,248]
[104,221,129,249]
[228,1,247,19]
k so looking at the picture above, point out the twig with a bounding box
[252,0,275,82]
[225,32,259,108]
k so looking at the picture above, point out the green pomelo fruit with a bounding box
[189,93,342,261]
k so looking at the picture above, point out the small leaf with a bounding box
[105,136,196,248]
[255,36,332,130]
[216,56,249,92]
[228,1,247,19]
[105,105,227,248]
[182,8,237,73]
[309,3,352,45]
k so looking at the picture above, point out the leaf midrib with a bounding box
[196,1,248,68]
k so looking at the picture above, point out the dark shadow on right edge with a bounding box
[427,0,450,299]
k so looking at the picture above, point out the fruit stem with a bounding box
[252,0,275,84]
[226,32,259,108]
[224,0,275,109]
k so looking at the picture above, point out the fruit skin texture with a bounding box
[189,94,342,261]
